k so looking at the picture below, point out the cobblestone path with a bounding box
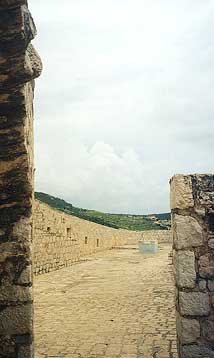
[35,244,177,358]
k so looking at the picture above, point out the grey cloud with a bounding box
[30,0,214,213]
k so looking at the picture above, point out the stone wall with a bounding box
[141,229,172,243]
[171,174,214,358]
[0,1,42,357]
[125,229,172,245]
[34,200,141,275]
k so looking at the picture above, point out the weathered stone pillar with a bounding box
[170,174,214,358]
[0,1,42,357]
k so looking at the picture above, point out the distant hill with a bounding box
[154,213,171,220]
[35,192,171,231]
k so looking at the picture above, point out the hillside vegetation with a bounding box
[35,192,171,231]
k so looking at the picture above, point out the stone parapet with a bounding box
[170,174,214,357]
[34,200,140,275]
[141,229,172,243]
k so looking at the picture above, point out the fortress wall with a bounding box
[171,174,214,358]
[125,230,172,245]
[33,200,139,275]
[141,229,172,243]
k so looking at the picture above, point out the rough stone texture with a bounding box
[179,292,210,316]
[170,175,194,210]
[0,283,32,303]
[18,346,33,358]
[175,250,196,288]
[17,265,32,285]
[171,174,214,357]
[0,305,33,335]
[208,237,214,248]
[199,253,214,279]
[201,319,214,343]
[33,200,141,275]
[177,317,200,344]
[141,229,172,243]
[173,214,203,250]
[182,345,214,358]
[0,1,41,357]
[198,279,207,291]
[193,175,214,208]
[208,280,214,291]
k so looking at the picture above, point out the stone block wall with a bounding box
[0,1,42,357]
[141,229,172,243]
[171,174,214,358]
[33,200,140,275]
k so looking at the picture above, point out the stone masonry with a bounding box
[141,229,172,243]
[0,1,41,357]
[34,200,141,275]
[33,200,173,275]
[34,244,177,358]
[171,174,214,358]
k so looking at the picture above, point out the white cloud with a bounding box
[35,139,170,213]
[31,0,214,213]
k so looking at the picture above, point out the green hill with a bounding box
[35,192,171,231]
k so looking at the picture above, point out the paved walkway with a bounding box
[34,244,177,358]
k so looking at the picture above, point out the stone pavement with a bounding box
[34,244,177,358]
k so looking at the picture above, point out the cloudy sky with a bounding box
[30,0,214,214]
